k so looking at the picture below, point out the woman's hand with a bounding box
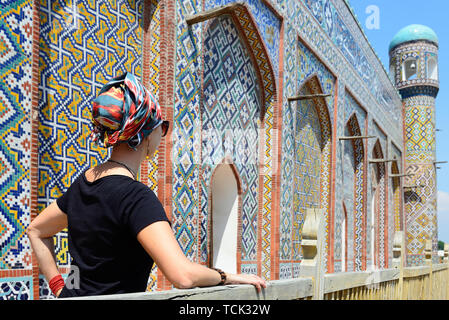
[225,273,267,292]
[138,221,268,291]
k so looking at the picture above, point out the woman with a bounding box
[27,73,266,298]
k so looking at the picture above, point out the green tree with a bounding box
[438,240,445,251]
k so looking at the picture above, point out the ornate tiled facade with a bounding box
[0,0,440,299]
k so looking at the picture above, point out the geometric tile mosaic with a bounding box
[404,164,437,263]
[205,0,281,76]
[231,3,277,277]
[0,277,33,300]
[142,0,160,195]
[172,0,202,265]
[403,88,437,265]
[0,0,33,271]
[143,0,160,291]
[405,106,434,153]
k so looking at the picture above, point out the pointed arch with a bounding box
[201,3,277,122]
[402,56,418,81]
[371,139,388,269]
[199,6,278,275]
[284,73,332,274]
[427,56,438,80]
[344,113,366,271]
[391,159,402,231]
[207,159,243,274]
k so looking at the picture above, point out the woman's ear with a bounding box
[144,136,151,159]
[145,126,162,159]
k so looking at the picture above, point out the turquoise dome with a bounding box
[389,24,438,51]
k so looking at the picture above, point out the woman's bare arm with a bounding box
[137,221,267,291]
[27,201,68,296]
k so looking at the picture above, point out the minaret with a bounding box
[389,24,439,266]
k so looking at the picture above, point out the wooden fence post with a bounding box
[300,208,324,300]
[425,239,433,300]
[392,231,404,299]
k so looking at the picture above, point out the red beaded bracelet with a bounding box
[211,268,227,285]
[49,274,65,296]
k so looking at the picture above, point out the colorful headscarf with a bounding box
[90,72,162,149]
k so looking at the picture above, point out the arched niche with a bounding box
[369,182,377,270]
[344,113,365,272]
[198,2,278,271]
[209,163,242,274]
[427,56,438,80]
[287,74,332,271]
[370,140,387,269]
[200,13,262,267]
[292,81,323,260]
[198,3,277,123]
[402,57,418,81]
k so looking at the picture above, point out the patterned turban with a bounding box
[90,72,162,149]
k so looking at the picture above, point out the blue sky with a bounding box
[348,0,449,242]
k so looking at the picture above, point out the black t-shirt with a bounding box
[56,171,170,298]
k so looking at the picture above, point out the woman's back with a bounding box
[57,171,169,297]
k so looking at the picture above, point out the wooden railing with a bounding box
[63,209,449,300]
[322,264,449,300]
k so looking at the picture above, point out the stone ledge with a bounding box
[61,278,314,300]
